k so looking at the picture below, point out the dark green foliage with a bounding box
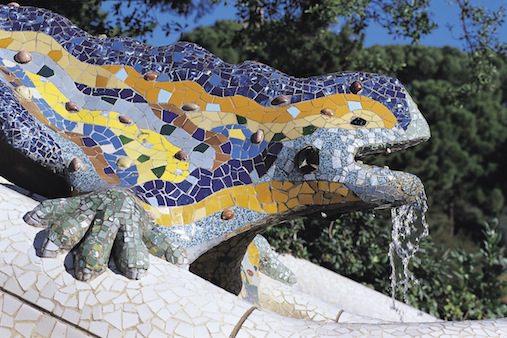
[352,45,507,238]
[182,21,244,64]
[18,0,110,36]
[265,214,389,291]
[229,0,436,77]
[406,220,507,320]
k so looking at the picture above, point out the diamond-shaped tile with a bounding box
[287,106,301,118]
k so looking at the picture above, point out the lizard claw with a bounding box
[124,268,146,280]
[23,209,44,227]
[39,237,60,258]
[75,267,93,282]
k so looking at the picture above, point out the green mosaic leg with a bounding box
[24,189,153,281]
[254,235,297,285]
[24,196,91,228]
[71,190,152,281]
[74,208,119,280]
[111,202,151,280]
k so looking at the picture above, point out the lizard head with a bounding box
[263,72,430,217]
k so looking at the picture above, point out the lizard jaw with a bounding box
[342,91,430,208]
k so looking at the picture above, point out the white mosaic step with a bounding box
[277,255,437,322]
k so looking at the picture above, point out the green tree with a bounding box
[15,0,109,35]
[230,0,436,77]
[356,45,507,239]
[264,214,507,320]
[182,20,243,63]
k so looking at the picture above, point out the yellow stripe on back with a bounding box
[143,181,359,226]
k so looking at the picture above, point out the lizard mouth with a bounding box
[353,136,428,211]
[354,136,427,160]
[350,138,427,209]
[343,94,431,209]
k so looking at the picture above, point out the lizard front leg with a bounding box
[25,190,155,280]
[24,189,188,280]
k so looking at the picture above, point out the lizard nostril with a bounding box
[350,81,363,94]
[295,145,320,174]
[181,103,199,112]
[117,157,133,169]
[221,208,235,220]
[69,158,86,172]
[251,129,264,144]
[174,150,189,161]
[351,117,367,126]
[320,108,334,117]
[118,115,133,125]
[65,101,80,112]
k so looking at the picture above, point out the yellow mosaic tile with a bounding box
[0,37,13,48]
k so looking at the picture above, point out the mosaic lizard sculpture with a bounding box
[0,4,430,305]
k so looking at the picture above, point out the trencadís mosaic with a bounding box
[0,4,430,299]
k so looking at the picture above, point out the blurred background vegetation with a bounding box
[17,0,507,320]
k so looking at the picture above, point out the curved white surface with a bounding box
[0,179,506,337]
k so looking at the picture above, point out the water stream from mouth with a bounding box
[389,190,429,308]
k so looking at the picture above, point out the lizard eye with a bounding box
[351,117,367,126]
[295,146,319,174]
[350,81,363,94]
